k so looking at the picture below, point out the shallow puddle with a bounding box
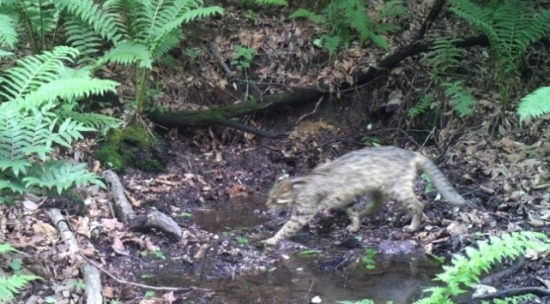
[146,254,439,304]
[191,195,268,232]
[205,256,437,303]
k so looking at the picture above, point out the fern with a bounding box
[56,0,126,44]
[0,48,117,203]
[21,78,119,109]
[16,0,61,51]
[291,0,392,53]
[289,8,325,24]
[64,16,104,64]
[24,161,105,194]
[449,0,550,73]
[0,13,18,48]
[0,46,79,102]
[443,81,477,117]
[0,243,40,302]
[320,35,341,56]
[517,86,550,123]
[408,94,435,119]
[0,273,40,302]
[95,40,153,69]
[56,108,120,136]
[254,0,288,6]
[426,39,464,82]
[415,231,549,304]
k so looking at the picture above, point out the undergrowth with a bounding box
[0,244,40,302]
[415,231,548,304]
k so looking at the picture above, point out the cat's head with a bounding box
[266,175,306,209]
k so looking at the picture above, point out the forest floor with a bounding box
[1,1,549,304]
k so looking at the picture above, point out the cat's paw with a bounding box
[346,223,360,233]
[403,224,419,232]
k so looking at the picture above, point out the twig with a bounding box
[207,42,235,77]
[474,287,550,300]
[81,255,210,293]
[296,97,324,124]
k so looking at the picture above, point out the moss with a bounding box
[95,144,125,171]
[94,123,166,172]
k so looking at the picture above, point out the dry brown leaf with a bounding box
[33,221,58,241]
[101,218,124,230]
[74,216,91,238]
[112,234,129,256]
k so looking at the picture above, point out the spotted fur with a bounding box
[264,146,467,245]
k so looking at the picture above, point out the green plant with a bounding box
[67,279,86,291]
[361,248,377,270]
[290,0,405,55]
[235,236,249,245]
[297,249,321,257]
[0,0,61,52]
[415,231,549,304]
[423,38,477,117]
[0,244,40,302]
[231,45,255,70]
[55,0,223,114]
[408,94,435,119]
[0,13,17,49]
[0,46,117,203]
[449,0,550,75]
[517,86,550,123]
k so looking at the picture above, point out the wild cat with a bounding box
[264,146,468,245]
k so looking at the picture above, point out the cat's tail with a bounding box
[415,154,468,207]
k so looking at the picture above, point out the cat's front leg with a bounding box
[264,211,315,245]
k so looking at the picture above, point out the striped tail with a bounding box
[415,155,467,206]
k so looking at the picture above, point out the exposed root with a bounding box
[102,170,186,242]
[46,208,103,304]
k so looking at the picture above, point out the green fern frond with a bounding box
[65,16,104,64]
[0,50,15,58]
[408,94,435,119]
[448,0,497,43]
[149,6,223,56]
[518,87,550,122]
[18,0,61,50]
[321,35,341,56]
[0,243,18,254]
[95,40,153,69]
[450,0,550,73]
[0,106,54,175]
[57,0,126,44]
[0,273,40,302]
[379,0,407,19]
[152,30,182,60]
[255,0,288,6]
[343,0,371,44]
[443,81,476,117]
[24,161,105,194]
[416,232,549,304]
[427,39,464,81]
[19,78,119,110]
[289,8,325,24]
[0,46,79,102]
[175,6,224,24]
[56,109,120,136]
[0,13,18,48]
